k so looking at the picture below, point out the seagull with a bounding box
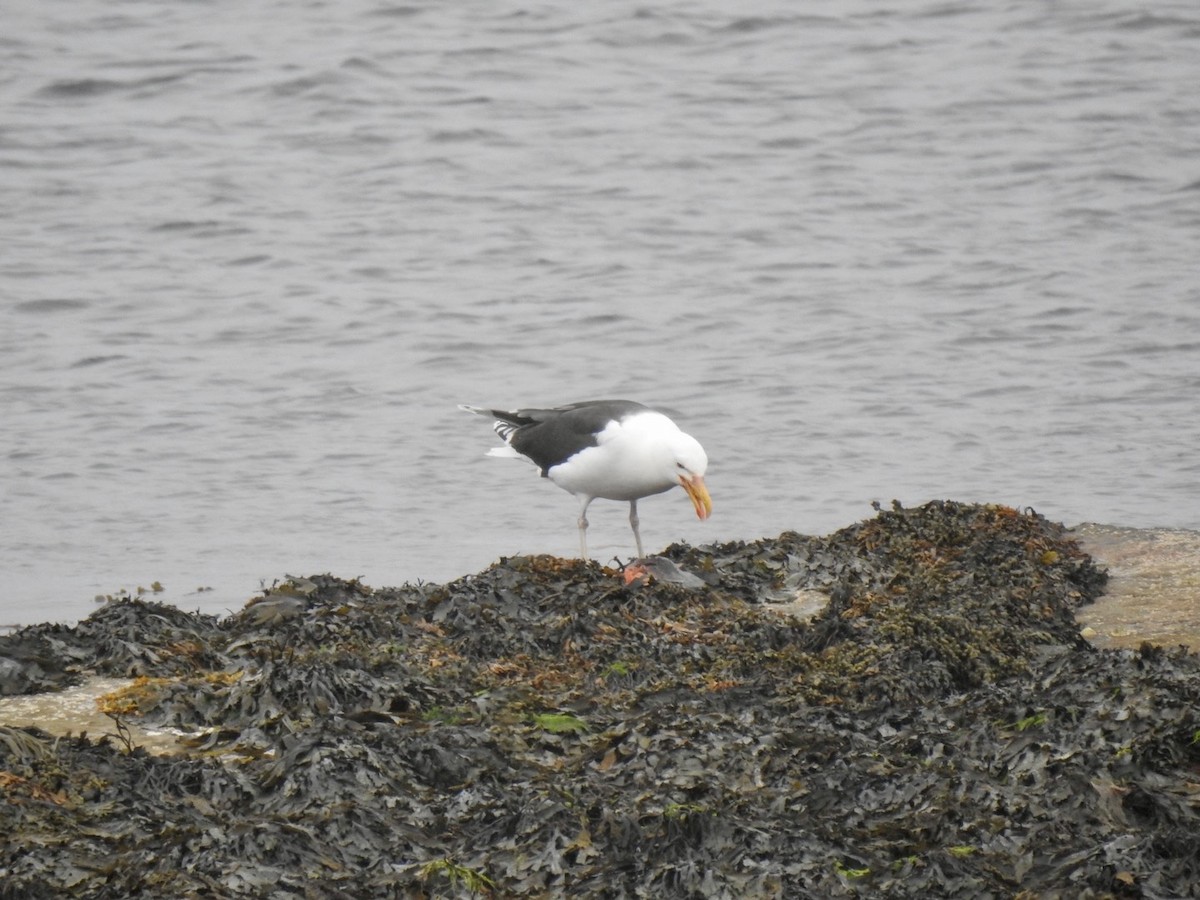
[459,400,712,560]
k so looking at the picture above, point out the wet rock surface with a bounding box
[1074,523,1200,650]
[2,501,1198,898]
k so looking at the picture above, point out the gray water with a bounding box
[3,1,1199,628]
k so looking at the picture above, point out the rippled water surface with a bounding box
[3,1,1199,626]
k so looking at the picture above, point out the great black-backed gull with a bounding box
[459,400,712,560]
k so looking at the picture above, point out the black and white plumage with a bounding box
[459,400,712,560]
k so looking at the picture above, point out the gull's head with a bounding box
[667,432,712,520]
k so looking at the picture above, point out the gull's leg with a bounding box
[629,499,645,559]
[577,496,593,560]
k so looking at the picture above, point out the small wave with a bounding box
[15,298,89,314]
[428,128,507,144]
[36,78,125,98]
[36,74,185,99]
[70,355,128,368]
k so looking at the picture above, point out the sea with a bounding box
[2,0,1198,628]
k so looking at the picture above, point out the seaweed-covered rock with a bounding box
[0,599,225,696]
[2,501,1198,898]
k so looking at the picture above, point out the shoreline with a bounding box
[3,520,1197,648]
[2,501,1198,897]
[3,514,1197,745]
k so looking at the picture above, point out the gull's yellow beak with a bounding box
[679,474,712,521]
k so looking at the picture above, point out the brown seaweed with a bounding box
[2,501,1197,898]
